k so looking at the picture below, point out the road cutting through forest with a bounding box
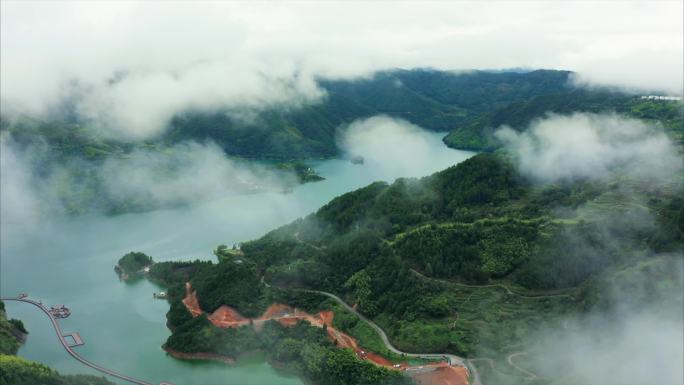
[182,282,470,385]
[409,269,573,299]
[283,234,542,384]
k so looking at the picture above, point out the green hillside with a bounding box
[443,90,684,151]
[2,69,573,162]
[162,69,573,159]
[0,354,114,385]
[146,151,682,385]
[0,301,26,355]
[0,69,579,216]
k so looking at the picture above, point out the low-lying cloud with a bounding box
[533,304,683,385]
[72,63,325,140]
[99,142,295,205]
[0,134,60,228]
[496,112,683,182]
[337,115,469,179]
[489,109,684,384]
[2,1,681,140]
[0,134,296,230]
[524,254,683,385]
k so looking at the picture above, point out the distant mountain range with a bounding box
[1,69,574,161]
[1,68,681,216]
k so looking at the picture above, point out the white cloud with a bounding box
[0,135,296,229]
[0,133,63,229]
[532,304,684,385]
[99,141,294,204]
[338,115,465,178]
[523,253,684,385]
[495,112,683,182]
[1,1,682,138]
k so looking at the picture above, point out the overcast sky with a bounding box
[1,1,682,137]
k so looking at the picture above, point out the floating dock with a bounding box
[64,332,84,347]
[1,295,173,385]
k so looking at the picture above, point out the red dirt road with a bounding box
[182,282,203,317]
[409,363,468,385]
[409,364,469,385]
[182,283,467,385]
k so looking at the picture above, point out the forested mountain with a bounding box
[1,69,573,161]
[140,69,575,160]
[147,150,683,385]
[0,68,584,216]
[4,67,678,175]
[443,90,684,150]
[243,152,681,299]
[8,67,680,218]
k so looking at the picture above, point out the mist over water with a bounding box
[1,127,473,384]
[338,115,462,178]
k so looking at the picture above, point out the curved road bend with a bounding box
[468,354,537,382]
[2,297,170,385]
[261,279,483,385]
[410,269,573,299]
[507,352,536,380]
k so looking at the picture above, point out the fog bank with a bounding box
[99,142,295,205]
[527,255,683,385]
[338,115,459,178]
[496,112,683,182]
[0,134,61,228]
[2,1,681,139]
[0,134,296,230]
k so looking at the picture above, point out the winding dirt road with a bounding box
[261,278,483,384]
[507,352,537,380]
[410,269,573,300]
[468,352,537,382]
[265,276,549,384]
[289,232,549,384]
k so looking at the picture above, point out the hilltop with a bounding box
[144,149,683,385]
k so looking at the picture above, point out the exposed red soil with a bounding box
[164,346,235,364]
[318,310,334,326]
[364,351,393,366]
[181,282,468,385]
[209,305,248,327]
[327,327,358,350]
[261,303,294,319]
[182,282,203,317]
[409,365,469,385]
[276,317,300,327]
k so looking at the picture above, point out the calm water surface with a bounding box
[1,132,473,385]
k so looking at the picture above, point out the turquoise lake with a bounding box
[1,131,473,385]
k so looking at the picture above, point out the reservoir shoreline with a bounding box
[2,134,473,385]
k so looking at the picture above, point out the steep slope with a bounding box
[2,69,574,162]
[443,91,684,151]
[0,301,26,355]
[147,149,682,384]
[163,69,573,159]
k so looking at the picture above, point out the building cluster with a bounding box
[640,95,682,101]
[49,305,71,318]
